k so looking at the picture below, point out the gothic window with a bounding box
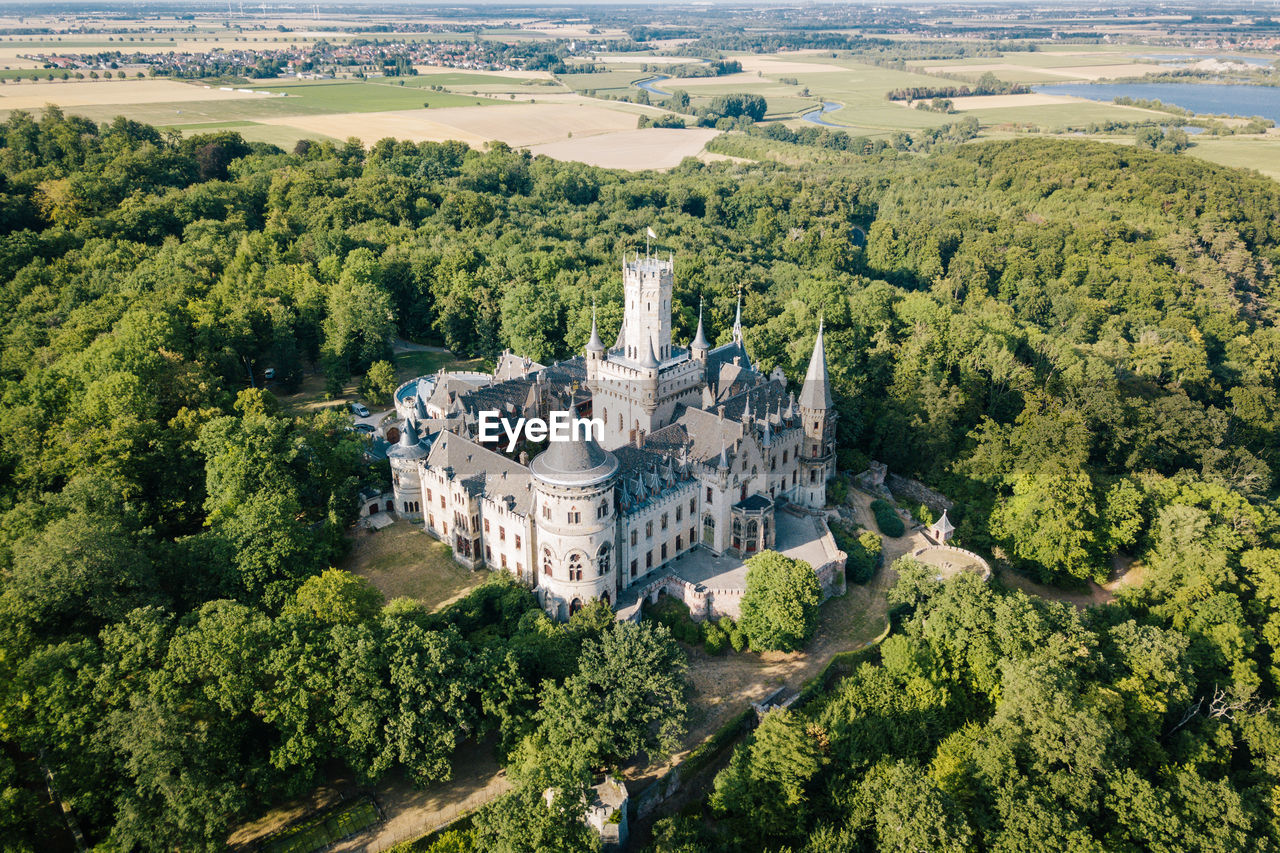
[542,504,551,520]
[689,497,696,514]
[630,559,638,578]
[661,513,668,531]
[706,487,713,503]
[676,506,682,522]
[543,548,553,577]
[568,507,581,524]
[702,514,715,545]
[631,529,637,547]
[646,520,653,538]
[597,543,611,576]
[568,551,585,581]
[598,499,609,519]
[515,534,522,548]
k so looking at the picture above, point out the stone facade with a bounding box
[386,253,839,619]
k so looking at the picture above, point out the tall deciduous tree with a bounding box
[738,550,822,652]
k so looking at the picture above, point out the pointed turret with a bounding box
[718,438,729,470]
[732,294,743,342]
[798,318,833,410]
[691,298,710,357]
[586,303,605,354]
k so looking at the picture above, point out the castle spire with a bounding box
[691,298,710,352]
[732,293,743,342]
[718,437,729,469]
[798,317,833,409]
[586,301,605,354]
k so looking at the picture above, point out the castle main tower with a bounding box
[531,430,621,619]
[622,254,673,365]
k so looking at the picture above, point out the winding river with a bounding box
[635,75,672,97]
[801,101,846,127]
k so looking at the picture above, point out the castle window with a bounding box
[661,513,668,531]
[661,543,668,561]
[598,499,609,519]
[597,543,611,575]
[568,508,581,524]
[689,497,696,514]
[429,513,435,528]
[542,504,551,520]
[646,551,653,568]
[631,530,637,547]
[499,526,505,541]
[484,519,490,533]
[706,487,713,503]
[543,548,552,576]
[675,506,682,522]
[782,451,788,463]
[515,534,522,548]
[646,521,653,538]
[501,554,507,568]
[485,545,492,561]
[568,552,585,581]
[702,514,715,545]
[630,559,638,578]
[676,535,683,551]
[440,496,446,508]
[689,526,696,544]
[426,488,433,501]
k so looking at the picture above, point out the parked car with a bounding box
[353,423,375,435]
[351,402,370,418]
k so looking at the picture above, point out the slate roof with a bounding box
[425,431,534,514]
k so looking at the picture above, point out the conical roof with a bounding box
[586,305,605,353]
[530,428,619,487]
[691,299,710,351]
[732,295,743,341]
[389,418,430,460]
[798,319,833,410]
[933,509,955,535]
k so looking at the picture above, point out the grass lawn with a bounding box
[392,350,486,384]
[343,520,487,611]
[1185,135,1280,181]
[960,100,1173,130]
[401,71,567,94]
[243,80,497,112]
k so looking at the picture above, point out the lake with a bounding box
[1035,82,1280,122]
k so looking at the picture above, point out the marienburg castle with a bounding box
[383,253,845,620]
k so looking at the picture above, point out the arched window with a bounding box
[702,514,715,544]
[597,542,611,576]
[568,551,585,582]
[543,547,553,577]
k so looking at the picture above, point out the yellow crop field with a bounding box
[0,79,274,110]
[526,127,721,169]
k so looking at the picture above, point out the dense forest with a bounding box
[1,106,1280,850]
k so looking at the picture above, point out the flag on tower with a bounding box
[646,226,657,239]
